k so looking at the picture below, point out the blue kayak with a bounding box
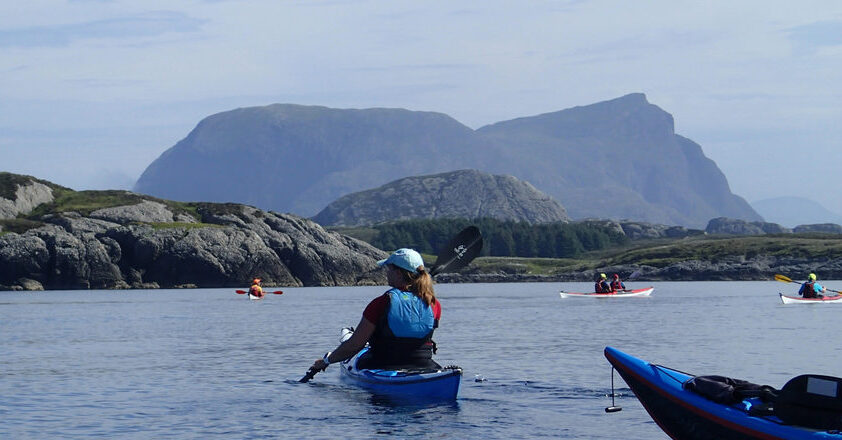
[604,347,842,439]
[338,330,461,400]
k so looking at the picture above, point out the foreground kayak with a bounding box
[559,286,654,298]
[247,293,263,300]
[338,329,462,400]
[604,346,842,439]
[780,293,842,305]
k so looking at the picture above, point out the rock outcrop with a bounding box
[0,204,387,291]
[0,179,55,219]
[705,217,791,235]
[90,200,197,224]
[0,174,388,291]
[579,219,704,240]
[312,170,570,226]
[793,223,842,234]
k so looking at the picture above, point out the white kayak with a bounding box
[779,293,842,304]
[248,293,263,300]
[338,328,462,400]
[559,286,654,299]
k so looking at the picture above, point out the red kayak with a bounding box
[234,289,283,299]
[559,286,654,298]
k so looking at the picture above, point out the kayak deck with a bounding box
[779,293,842,304]
[339,347,462,400]
[605,347,841,439]
[559,286,654,298]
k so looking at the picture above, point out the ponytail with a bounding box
[392,265,437,306]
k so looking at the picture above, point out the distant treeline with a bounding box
[363,218,629,258]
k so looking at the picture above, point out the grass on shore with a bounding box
[467,234,842,275]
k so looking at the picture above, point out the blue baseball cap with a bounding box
[377,248,425,274]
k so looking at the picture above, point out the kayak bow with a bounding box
[604,346,842,440]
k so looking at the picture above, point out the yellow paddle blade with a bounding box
[775,274,794,283]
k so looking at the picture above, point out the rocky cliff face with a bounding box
[705,217,842,235]
[0,179,55,219]
[0,175,387,291]
[312,169,570,226]
[134,94,761,228]
[705,217,791,235]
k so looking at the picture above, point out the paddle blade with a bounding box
[272,290,284,295]
[235,290,247,294]
[430,226,483,276]
[775,274,795,283]
[299,367,319,383]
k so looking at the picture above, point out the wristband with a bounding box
[323,351,332,366]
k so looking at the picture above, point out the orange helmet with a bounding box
[253,278,261,284]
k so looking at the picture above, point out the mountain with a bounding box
[752,197,842,228]
[312,169,570,226]
[134,94,761,228]
[474,94,760,227]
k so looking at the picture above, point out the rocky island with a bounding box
[0,172,387,291]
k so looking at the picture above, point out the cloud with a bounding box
[786,20,842,54]
[0,10,205,48]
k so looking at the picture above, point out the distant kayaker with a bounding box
[595,273,613,293]
[610,273,626,291]
[248,278,264,298]
[308,248,442,373]
[798,273,826,298]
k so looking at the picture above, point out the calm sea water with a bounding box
[2,281,841,439]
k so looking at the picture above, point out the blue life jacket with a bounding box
[595,280,611,293]
[386,288,435,338]
[368,288,437,366]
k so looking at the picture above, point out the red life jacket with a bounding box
[249,285,263,297]
[801,281,817,298]
[611,280,623,290]
[595,280,611,293]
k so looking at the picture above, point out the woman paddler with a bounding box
[308,248,442,372]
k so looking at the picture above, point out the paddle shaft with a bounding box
[235,289,283,295]
[299,367,320,383]
[774,274,841,294]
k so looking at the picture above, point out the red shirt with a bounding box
[363,292,441,324]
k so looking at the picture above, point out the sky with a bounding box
[2,0,842,216]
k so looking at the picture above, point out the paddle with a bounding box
[235,290,284,295]
[430,226,484,277]
[299,225,484,383]
[774,274,842,295]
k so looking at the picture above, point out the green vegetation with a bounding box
[0,174,255,235]
[327,225,379,243]
[27,190,201,220]
[333,218,628,259]
[0,218,45,235]
[332,219,842,275]
[602,234,842,268]
[0,172,71,200]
